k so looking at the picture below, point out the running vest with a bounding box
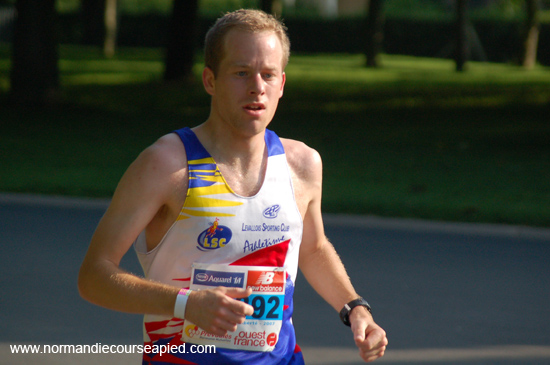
[134,127,304,364]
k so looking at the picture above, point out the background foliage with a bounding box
[1,44,549,226]
[1,0,549,227]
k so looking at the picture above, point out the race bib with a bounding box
[181,263,286,352]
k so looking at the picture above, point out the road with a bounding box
[1,193,549,364]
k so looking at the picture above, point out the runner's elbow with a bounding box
[77,261,95,303]
[77,258,107,304]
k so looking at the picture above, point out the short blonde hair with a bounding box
[204,9,291,76]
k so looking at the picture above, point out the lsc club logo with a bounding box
[197,218,232,251]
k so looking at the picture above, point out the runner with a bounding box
[78,9,387,364]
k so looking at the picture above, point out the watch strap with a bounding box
[339,297,372,326]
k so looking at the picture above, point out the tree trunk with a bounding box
[81,0,105,46]
[520,0,540,69]
[10,0,59,105]
[455,0,468,72]
[365,0,384,68]
[103,0,117,58]
[164,0,199,82]
[261,0,283,16]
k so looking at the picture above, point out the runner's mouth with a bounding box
[244,103,265,111]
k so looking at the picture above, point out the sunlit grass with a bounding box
[286,53,550,86]
[2,43,549,98]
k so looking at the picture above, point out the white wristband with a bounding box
[174,288,192,319]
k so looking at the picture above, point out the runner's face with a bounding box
[203,30,286,137]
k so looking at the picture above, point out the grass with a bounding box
[1,44,550,227]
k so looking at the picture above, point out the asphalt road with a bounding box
[1,193,549,364]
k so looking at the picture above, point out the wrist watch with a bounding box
[339,297,372,326]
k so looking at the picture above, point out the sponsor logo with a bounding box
[263,205,281,219]
[185,324,199,338]
[247,271,284,293]
[186,324,232,340]
[193,269,244,288]
[256,272,276,285]
[266,333,278,346]
[195,273,208,281]
[232,331,278,347]
[233,331,269,347]
[197,218,232,251]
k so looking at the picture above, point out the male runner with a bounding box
[78,9,387,364]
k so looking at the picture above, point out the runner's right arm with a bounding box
[78,134,184,315]
[78,133,252,332]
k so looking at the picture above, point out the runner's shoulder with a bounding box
[280,138,322,181]
[138,133,187,175]
[116,133,188,199]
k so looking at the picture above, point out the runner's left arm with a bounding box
[294,144,388,363]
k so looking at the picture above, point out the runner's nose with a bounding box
[248,73,265,95]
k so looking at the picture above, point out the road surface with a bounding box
[1,193,549,364]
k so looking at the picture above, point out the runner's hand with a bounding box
[185,287,253,336]
[349,306,388,362]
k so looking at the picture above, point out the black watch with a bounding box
[339,297,372,327]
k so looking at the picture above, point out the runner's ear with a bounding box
[279,72,285,98]
[203,67,216,96]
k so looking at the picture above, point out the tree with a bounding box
[10,0,59,105]
[365,0,385,68]
[81,0,118,58]
[455,0,469,72]
[103,0,117,58]
[520,0,540,69]
[164,0,199,82]
[81,0,106,46]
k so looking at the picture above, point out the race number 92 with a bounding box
[240,294,284,320]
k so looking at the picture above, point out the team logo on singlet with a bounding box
[263,204,281,219]
[197,218,232,251]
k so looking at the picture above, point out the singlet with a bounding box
[134,127,305,364]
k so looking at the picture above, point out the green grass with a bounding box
[1,44,549,227]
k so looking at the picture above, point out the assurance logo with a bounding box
[185,324,199,338]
